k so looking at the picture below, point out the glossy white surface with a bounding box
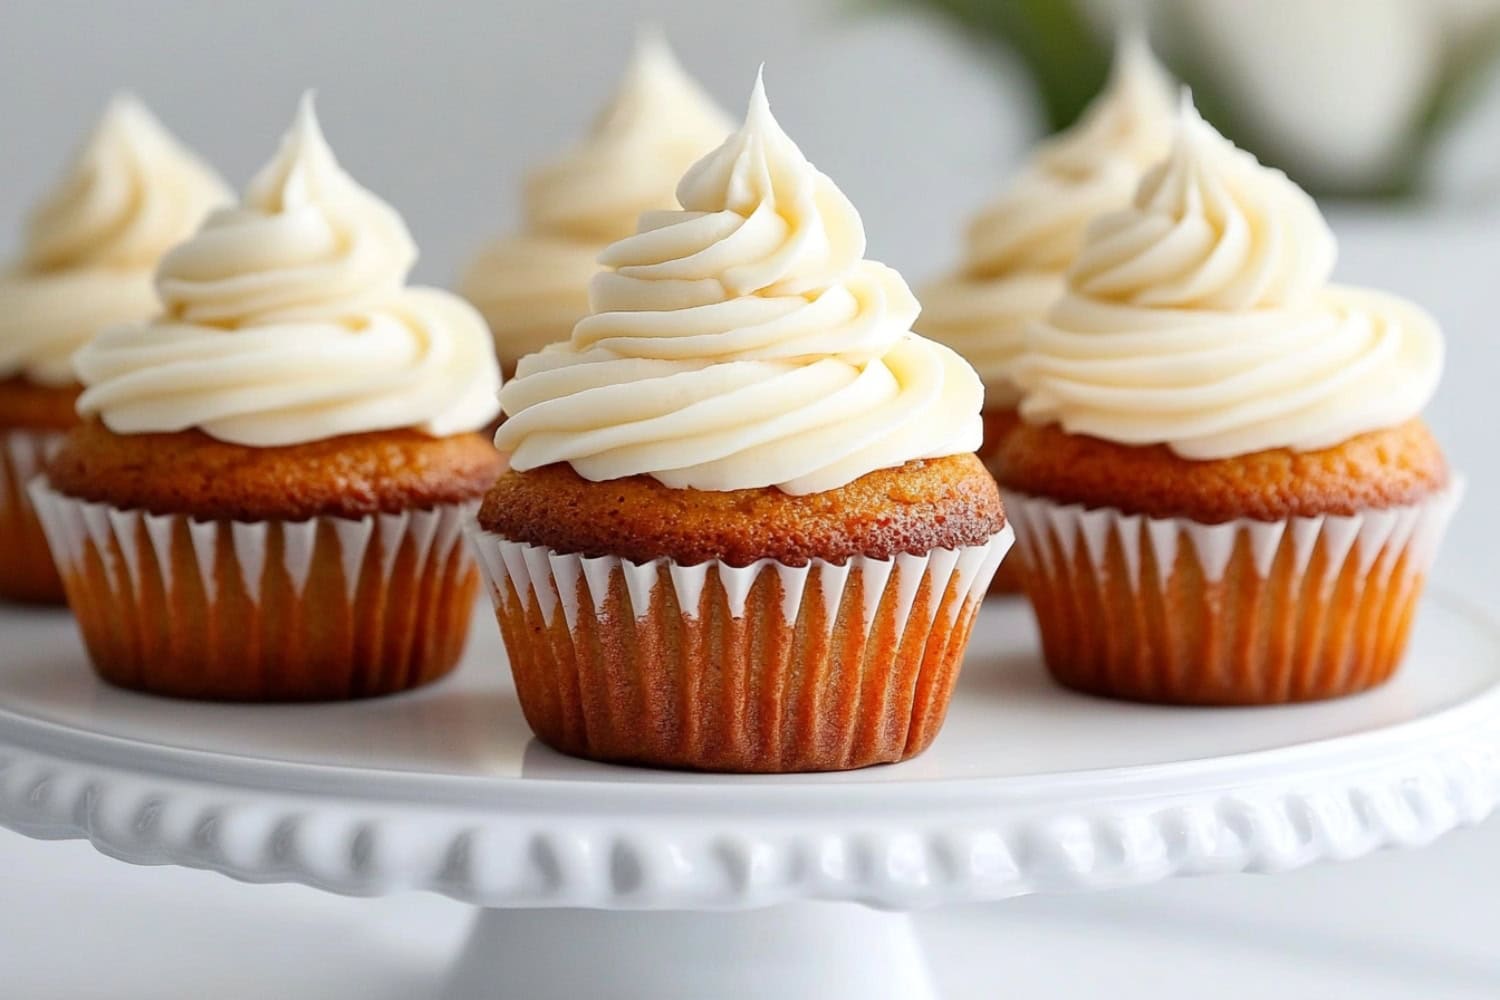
[0,589,1497,916]
[4,827,1499,1000]
[4,594,1495,784]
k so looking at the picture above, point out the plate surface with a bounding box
[4,596,1497,782]
[0,593,1496,909]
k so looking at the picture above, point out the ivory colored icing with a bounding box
[494,74,984,495]
[1014,100,1444,460]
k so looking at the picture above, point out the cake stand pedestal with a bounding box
[1,594,1497,999]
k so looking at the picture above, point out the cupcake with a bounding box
[30,96,503,701]
[0,96,229,603]
[470,75,1013,773]
[459,32,731,375]
[919,36,1174,592]
[999,99,1459,705]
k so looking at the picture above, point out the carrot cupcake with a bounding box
[0,96,228,603]
[471,75,1012,773]
[999,99,1458,705]
[459,32,730,375]
[920,36,1174,592]
[30,96,503,701]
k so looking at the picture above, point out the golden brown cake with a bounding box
[998,101,1457,706]
[471,76,1013,772]
[31,97,503,702]
[0,98,228,603]
[0,380,81,601]
[480,455,1001,566]
[0,378,81,431]
[51,423,501,522]
[999,421,1449,524]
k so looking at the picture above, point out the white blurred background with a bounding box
[1,1,1498,996]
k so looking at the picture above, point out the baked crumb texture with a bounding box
[479,453,1004,567]
[998,419,1448,523]
[48,422,503,521]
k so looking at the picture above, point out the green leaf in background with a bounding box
[1389,14,1500,199]
[870,0,1500,201]
[869,0,1111,131]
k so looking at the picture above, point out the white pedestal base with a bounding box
[441,904,937,1000]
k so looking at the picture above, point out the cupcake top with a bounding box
[75,95,501,447]
[460,33,732,366]
[494,73,984,496]
[0,96,230,388]
[1013,98,1444,460]
[919,36,1175,407]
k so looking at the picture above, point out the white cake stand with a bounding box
[1,593,1497,999]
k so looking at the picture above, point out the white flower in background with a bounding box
[1079,0,1500,196]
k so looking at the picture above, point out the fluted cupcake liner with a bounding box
[29,479,480,701]
[0,430,66,603]
[978,412,1027,597]
[1001,483,1464,705]
[466,527,1014,772]
[979,451,1027,597]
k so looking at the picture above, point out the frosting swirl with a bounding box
[920,35,1175,404]
[1013,101,1443,460]
[494,74,984,495]
[460,33,731,365]
[76,96,500,446]
[0,96,230,386]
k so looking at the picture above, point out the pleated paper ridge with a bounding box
[1000,483,1464,704]
[466,527,1013,772]
[29,480,480,701]
[1002,486,1463,589]
[0,429,67,601]
[1,429,62,491]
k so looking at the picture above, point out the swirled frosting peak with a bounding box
[76,95,501,446]
[920,34,1175,405]
[0,95,230,386]
[494,73,984,495]
[460,33,732,366]
[1014,99,1443,460]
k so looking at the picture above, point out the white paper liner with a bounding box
[465,523,1013,770]
[1001,482,1463,592]
[1,429,64,503]
[0,429,67,599]
[28,478,473,606]
[465,526,1014,635]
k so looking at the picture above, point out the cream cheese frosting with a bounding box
[75,95,501,446]
[0,96,230,387]
[1013,99,1444,460]
[460,33,732,366]
[494,74,984,495]
[919,35,1175,407]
